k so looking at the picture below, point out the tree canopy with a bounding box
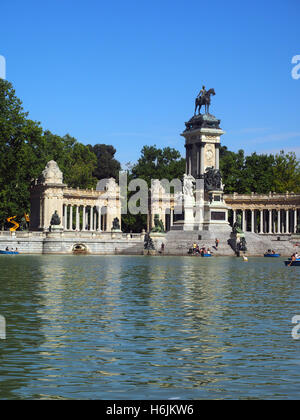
[0,80,107,228]
[220,146,300,194]
[88,144,121,181]
[121,145,186,232]
[131,145,186,185]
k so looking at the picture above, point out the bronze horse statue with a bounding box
[194,88,216,115]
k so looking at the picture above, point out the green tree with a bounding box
[131,145,185,184]
[88,144,121,181]
[243,153,275,193]
[219,147,246,193]
[272,151,300,193]
[0,79,44,227]
[122,145,185,232]
[0,79,97,228]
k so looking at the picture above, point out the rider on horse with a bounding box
[195,86,215,115]
[197,85,207,101]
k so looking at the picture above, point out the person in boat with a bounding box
[288,254,297,266]
[207,248,211,255]
[5,247,9,251]
[272,250,276,254]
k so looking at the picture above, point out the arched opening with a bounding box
[72,243,88,255]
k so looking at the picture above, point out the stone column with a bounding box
[269,210,272,234]
[215,145,220,170]
[96,206,101,231]
[277,210,281,234]
[64,205,68,230]
[185,145,189,175]
[251,210,255,233]
[170,209,174,228]
[260,210,263,234]
[286,210,289,234]
[233,209,237,225]
[242,210,246,232]
[76,206,80,231]
[294,209,298,233]
[196,145,200,177]
[90,207,93,231]
[82,206,86,231]
[69,205,73,231]
[200,144,205,175]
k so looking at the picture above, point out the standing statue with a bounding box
[195,87,216,115]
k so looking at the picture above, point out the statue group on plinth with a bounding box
[176,86,231,233]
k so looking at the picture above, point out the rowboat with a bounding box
[264,253,281,258]
[284,259,300,267]
[0,250,19,255]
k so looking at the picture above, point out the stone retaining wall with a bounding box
[0,232,144,255]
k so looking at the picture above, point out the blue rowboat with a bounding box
[285,260,300,267]
[202,254,212,257]
[264,253,281,258]
[0,250,19,255]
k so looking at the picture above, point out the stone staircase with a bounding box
[164,230,236,256]
[162,230,299,257]
[242,232,298,257]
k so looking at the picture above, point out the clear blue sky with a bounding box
[1,0,300,166]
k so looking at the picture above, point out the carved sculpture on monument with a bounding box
[232,214,243,234]
[50,211,61,226]
[183,174,195,200]
[39,160,64,185]
[49,210,63,232]
[112,217,121,231]
[151,214,165,233]
[144,233,155,251]
[106,178,118,194]
[204,167,222,192]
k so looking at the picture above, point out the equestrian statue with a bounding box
[194,86,216,115]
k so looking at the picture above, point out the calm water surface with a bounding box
[0,255,299,400]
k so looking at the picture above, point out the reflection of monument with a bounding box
[178,88,231,232]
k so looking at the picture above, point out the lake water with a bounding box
[0,255,299,400]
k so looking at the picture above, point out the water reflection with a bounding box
[0,255,299,399]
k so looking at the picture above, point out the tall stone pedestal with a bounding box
[179,112,231,233]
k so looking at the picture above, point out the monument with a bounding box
[49,210,63,232]
[178,87,231,232]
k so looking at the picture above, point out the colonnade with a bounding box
[62,204,108,232]
[232,208,299,234]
